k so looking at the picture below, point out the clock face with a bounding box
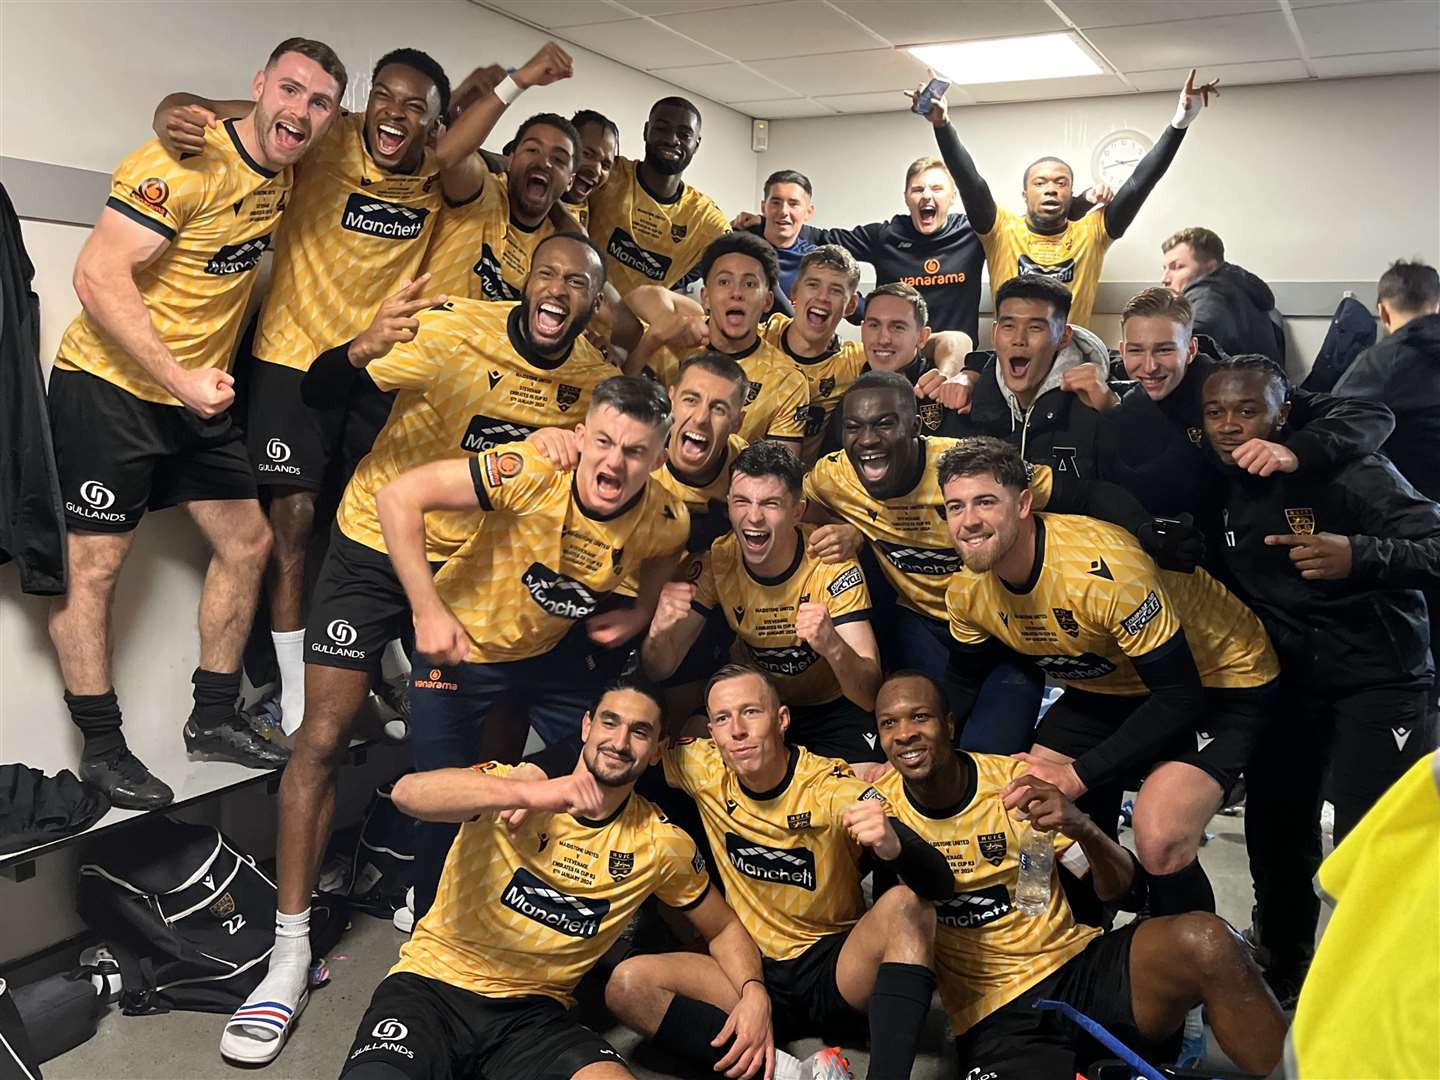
[1092,129,1154,189]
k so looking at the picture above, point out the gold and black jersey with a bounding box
[55,120,290,405]
[397,762,709,1004]
[421,172,559,302]
[876,757,1099,1035]
[946,513,1278,694]
[254,112,441,371]
[336,300,614,559]
[692,525,872,707]
[759,314,867,464]
[437,442,689,663]
[585,157,729,296]
[805,439,1060,624]
[567,198,590,233]
[980,206,1111,329]
[663,739,881,961]
[648,333,807,445]
[655,432,747,555]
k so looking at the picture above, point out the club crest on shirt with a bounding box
[556,384,582,411]
[671,222,688,242]
[977,832,1007,866]
[608,850,634,880]
[1284,507,1315,535]
[1187,427,1204,445]
[819,376,836,399]
[919,402,942,431]
[745,380,762,404]
[1052,607,1080,638]
[787,812,812,830]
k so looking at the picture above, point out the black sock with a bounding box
[867,962,935,1080]
[1148,858,1216,916]
[66,689,126,759]
[651,993,730,1069]
[190,668,241,732]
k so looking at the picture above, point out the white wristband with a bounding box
[494,76,524,106]
[1172,93,1199,129]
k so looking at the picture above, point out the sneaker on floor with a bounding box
[80,748,174,810]
[184,718,291,769]
[804,1047,853,1080]
[393,886,415,933]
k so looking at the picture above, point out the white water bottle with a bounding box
[1016,822,1054,916]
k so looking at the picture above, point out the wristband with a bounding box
[1172,91,1200,129]
[741,978,764,994]
[494,75,524,106]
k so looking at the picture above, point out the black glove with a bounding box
[1137,513,1205,572]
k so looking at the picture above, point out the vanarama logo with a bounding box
[258,436,301,476]
[412,667,458,691]
[67,480,128,523]
[900,258,966,288]
[311,618,366,660]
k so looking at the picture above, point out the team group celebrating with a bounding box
[47,29,1440,1080]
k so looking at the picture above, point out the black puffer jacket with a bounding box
[1333,314,1440,502]
[1206,450,1439,691]
[1185,262,1284,364]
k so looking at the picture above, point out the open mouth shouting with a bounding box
[1005,353,1033,382]
[522,166,552,205]
[674,425,715,470]
[716,304,751,338]
[592,465,626,505]
[803,302,832,334]
[738,523,772,561]
[373,120,408,159]
[916,201,939,229]
[530,297,571,342]
[273,117,307,154]
[855,449,890,487]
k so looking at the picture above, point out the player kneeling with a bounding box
[604,665,953,1080]
[872,671,1285,1077]
[340,678,770,1080]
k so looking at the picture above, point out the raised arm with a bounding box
[641,581,709,680]
[375,457,481,665]
[1103,70,1219,238]
[799,606,882,710]
[153,93,252,157]
[391,761,606,822]
[915,86,998,234]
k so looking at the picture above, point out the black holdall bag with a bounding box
[75,816,346,1015]
[343,780,419,918]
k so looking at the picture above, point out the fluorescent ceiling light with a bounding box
[908,33,1103,86]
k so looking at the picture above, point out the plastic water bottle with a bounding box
[1016,822,1054,916]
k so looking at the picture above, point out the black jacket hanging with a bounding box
[0,182,66,595]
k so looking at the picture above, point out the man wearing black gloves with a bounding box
[915,70,1218,329]
[1199,354,1440,1003]
[1104,287,1395,517]
[1161,226,1284,363]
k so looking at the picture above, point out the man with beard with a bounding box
[603,665,951,1080]
[585,96,730,297]
[872,671,1286,1079]
[1160,227,1284,364]
[420,44,582,301]
[938,439,1280,918]
[626,231,807,449]
[152,46,497,734]
[561,110,620,233]
[1200,355,1439,1003]
[341,678,773,1080]
[1103,287,1395,518]
[643,443,883,762]
[916,70,1218,329]
[804,373,1187,751]
[46,39,346,810]
[220,235,618,1065]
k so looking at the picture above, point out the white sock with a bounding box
[272,630,306,735]
[232,908,311,1042]
[773,1050,804,1080]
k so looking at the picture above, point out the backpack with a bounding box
[1303,295,1377,392]
[343,781,419,918]
[76,816,345,1015]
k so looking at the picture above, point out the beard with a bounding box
[584,745,642,788]
[518,297,595,354]
[645,150,689,176]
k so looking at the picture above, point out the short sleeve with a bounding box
[1101,576,1181,661]
[803,455,837,507]
[652,820,712,911]
[661,737,717,795]
[469,442,556,514]
[821,559,871,625]
[1026,462,1055,511]
[649,343,683,388]
[638,496,691,563]
[106,139,208,241]
[767,369,810,441]
[368,304,463,392]
[946,578,992,646]
[821,764,886,825]
[690,553,719,613]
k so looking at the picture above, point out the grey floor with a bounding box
[45,806,1302,1080]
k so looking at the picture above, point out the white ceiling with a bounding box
[473,0,1440,117]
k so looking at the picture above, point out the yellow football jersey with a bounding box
[946,514,1278,694]
[759,314,867,463]
[436,441,689,663]
[662,739,880,961]
[55,120,290,405]
[562,197,590,233]
[421,172,560,302]
[876,756,1099,1035]
[585,157,729,296]
[254,112,441,371]
[397,762,710,1004]
[805,439,1059,623]
[648,334,807,445]
[336,299,614,559]
[979,206,1112,329]
[692,525,872,707]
